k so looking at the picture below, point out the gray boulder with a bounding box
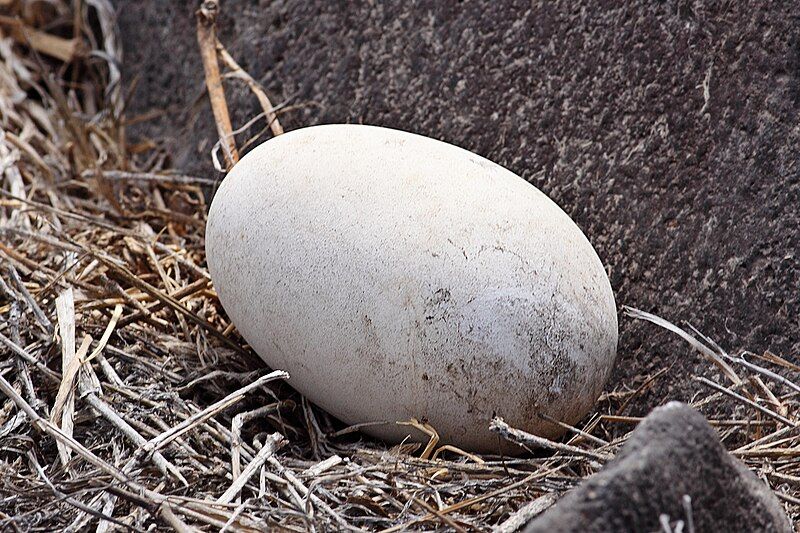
[525,402,791,533]
[114,1,800,415]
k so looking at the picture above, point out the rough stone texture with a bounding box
[115,1,800,414]
[525,402,792,532]
[206,124,618,451]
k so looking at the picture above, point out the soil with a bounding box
[525,402,792,532]
[114,1,800,420]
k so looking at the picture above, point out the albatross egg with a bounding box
[206,124,617,452]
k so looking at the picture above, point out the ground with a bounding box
[116,0,799,421]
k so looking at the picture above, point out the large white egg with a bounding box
[206,124,617,452]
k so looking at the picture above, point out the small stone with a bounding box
[525,402,791,533]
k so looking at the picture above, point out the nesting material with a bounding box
[1,2,799,530]
[206,124,618,451]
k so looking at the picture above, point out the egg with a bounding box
[206,124,617,452]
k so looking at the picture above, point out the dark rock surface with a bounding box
[525,402,792,533]
[114,2,800,414]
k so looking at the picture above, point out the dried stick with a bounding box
[196,0,238,169]
[410,496,467,533]
[301,455,344,477]
[26,450,140,532]
[732,352,800,395]
[218,432,285,504]
[52,285,89,466]
[85,303,123,363]
[0,331,60,381]
[396,418,439,460]
[623,306,741,385]
[68,442,124,533]
[267,455,356,531]
[695,377,795,427]
[0,277,42,411]
[0,15,83,62]
[80,169,217,186]
[83,389,187,485]
[7,265,52,334]
[217,41,284,136]
[381,474,540,533]
[158,503,200,533]
[118,277,208,328]
[231,403,281,493]
[489,417,611,462]
[491,492,558,533]
[0,374,239,531]
[734,425,800,453]
[88,248,242,352]
[140,370,289,456]
[537,412,609,447]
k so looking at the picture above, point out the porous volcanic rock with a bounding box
[114,1,800,416]
[525,402,792,533]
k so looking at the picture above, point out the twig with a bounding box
[117,277,208,328]
[52,287,89,466]
[380,474,540,533]
[0,373,252,530]
[140,370,289,456]
[301,455,344,478]
[623,306,741,385]
[492,492,558,533]
[0,15,84,62]
[268,455,357,531]
[0,331,60,381]
[1,376,165,518]
[7,265,53,334]
[80,169,217,186]
[84,303,122,363]
[217,41,284,136]
[26,450,141,532]
[396,418,439,460]
[231,403,281,495]
[734,425,800,453]
[196,0,238,169]
[695,377,795,427]
[218,432,286,504]
[87,248,243,352]
[158,503,200,533]
[490,417,611,462]
[410,496,467,533]
[82,389,188,485]
[732,351,800,395]
[537,412,609,447]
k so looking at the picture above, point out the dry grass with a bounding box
[0,2,798,531]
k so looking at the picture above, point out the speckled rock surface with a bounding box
[115,1,800,416]
[525,402,792,533]
[206,124,618,452]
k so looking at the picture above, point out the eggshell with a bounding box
[206,124,617,452]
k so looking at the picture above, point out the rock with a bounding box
[117,1,800,417]
[525,402,792,533]
[206,124,618,452]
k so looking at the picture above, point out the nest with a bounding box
[0,2,798,531]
